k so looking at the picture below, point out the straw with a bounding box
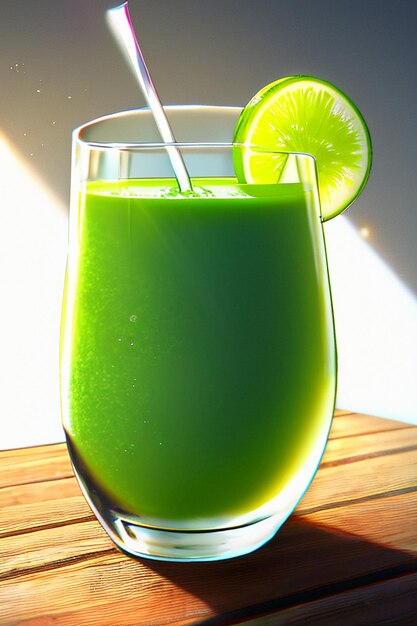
[107,2,192,192]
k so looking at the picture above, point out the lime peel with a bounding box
[233,75,372,221]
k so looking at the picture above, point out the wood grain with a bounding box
[0,411,416,626]
[0,443,72,489]
[328,412,414,439]
[237,572,417,625]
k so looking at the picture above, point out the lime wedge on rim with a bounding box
[233,75,372,221]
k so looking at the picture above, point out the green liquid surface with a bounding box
[61,178,336,524]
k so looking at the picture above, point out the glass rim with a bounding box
[74,104,242,145]
[73,105,315,161]
[77,140,312,157]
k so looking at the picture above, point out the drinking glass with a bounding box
[60,106,336,561]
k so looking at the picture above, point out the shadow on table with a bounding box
[140,516,417,625]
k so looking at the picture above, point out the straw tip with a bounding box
[108,2,129,14]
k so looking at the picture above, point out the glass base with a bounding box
[106,514,282,562]
[66,430,333,561]
[66,438,287,562]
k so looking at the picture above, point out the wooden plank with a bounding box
[1,419,414,543]
[299,491,417,555]
[0,415,414,543]
[0,551,202,626]
[0,416,414,541]
[296,448,417,515]
[1,515,416,626]
[235,572,417,625]
[0,520,113,579]
[0,412,416,626]
[322,423,417,466]
[328,413,412,439]
[0,412,407,490]
[0,491,92,539]
[2,471,414,568]
[0,475,80,509]
[332,409,354,418]
[0,443,72,489]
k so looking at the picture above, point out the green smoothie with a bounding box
[61,178,335,524]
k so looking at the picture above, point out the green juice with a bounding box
[61,178,336,525]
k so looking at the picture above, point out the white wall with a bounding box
[325,216,417,426]
[0,134,67,449]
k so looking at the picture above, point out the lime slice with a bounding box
[233,75,372,221]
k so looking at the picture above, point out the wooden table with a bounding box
[1,410,417,625]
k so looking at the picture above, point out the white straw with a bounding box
[107,2,192,192]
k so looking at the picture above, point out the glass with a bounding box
[60,106,336,561]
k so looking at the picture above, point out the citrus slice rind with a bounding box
[233,75,372,221]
